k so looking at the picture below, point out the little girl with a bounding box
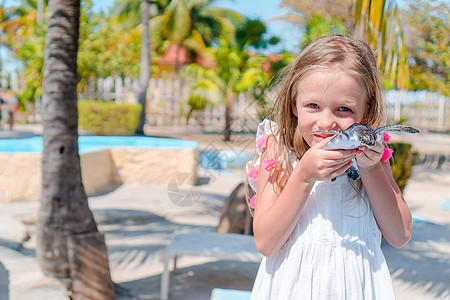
[246,35,412,299]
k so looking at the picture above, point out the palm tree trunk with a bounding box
[135,0,151,134]
[224,88,233,141]
[173,44,182,124]
[175,44,181,73]
[37,0,114,297]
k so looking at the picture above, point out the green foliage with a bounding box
[78,101,141,135]
[4,8,45,105]
[182,41,268,116]
[301,13,347,47]
[352,0,410,90]
[78,5,142,90]
[235,19,279,51]
[389,142,419,192]
[181,63,223,121]
[150,0,244,64]
[281,0,411,90]
[252,52,295,122]
[181,40,269,140]
[403,0,449,96]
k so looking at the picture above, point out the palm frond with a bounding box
[351,0,409,89]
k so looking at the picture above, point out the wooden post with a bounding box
[438,95,445,129]
[394,90,402,123]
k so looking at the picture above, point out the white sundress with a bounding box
[247,120,395,300]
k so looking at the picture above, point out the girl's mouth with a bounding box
[313,133,335,140]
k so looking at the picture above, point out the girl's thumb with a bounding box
[314,135,335,149]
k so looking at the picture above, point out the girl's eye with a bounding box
[308,103,319,109]
[338,107,352,112]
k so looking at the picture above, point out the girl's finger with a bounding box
[357,150,371,161]
[325,156,355,167]
[360,147,382,160]
[322,149,356,160]
[325,157,355,172]
[371,142,384,152]
[363,143,383,155]
[314,136,336,149]
[328,160,354,180]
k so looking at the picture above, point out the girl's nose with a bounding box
[317,111,338,130]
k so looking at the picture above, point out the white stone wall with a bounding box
[0,148,198,202]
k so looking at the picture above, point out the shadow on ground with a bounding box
[115,260,258,300]
[91,206,258,299]
[382,222,450,299]
[0,262,9,300]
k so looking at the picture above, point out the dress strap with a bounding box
[246,119,279,208]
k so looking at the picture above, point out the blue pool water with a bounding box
[199,149,254,170]
[0,136,254,170]
[0,136,198,154]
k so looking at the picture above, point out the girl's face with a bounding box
[292,69,367,147]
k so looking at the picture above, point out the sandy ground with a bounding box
[384,165,450,300]
[0,124,449,299]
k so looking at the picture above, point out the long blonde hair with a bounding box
[248,35,384,203]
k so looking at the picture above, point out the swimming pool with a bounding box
[0,136,198,202]
[198,149,254,170]
[0,136,198,154]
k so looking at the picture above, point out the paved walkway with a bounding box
[2,123,450,153]
[0,124,449,299]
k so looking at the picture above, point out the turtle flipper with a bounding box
[346,159,360,180]
[305,130,349,139]
[346,165,360,180]
[331,159,359,182]
[375,125,420,134]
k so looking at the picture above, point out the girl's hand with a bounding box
[298,137,356,183]
[356,142,384,173]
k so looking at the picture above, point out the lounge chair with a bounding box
[160,229,262,300]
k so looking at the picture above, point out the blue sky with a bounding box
[2,0,301,71]
[91,0,301,52]
[91,0,292,24]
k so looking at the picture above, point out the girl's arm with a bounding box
[357,144,412,248]
[253,136,355,257]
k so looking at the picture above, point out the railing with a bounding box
[1,72,448,131]
[79,76,261,132]
[385,90,449,130]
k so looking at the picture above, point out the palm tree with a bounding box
[0,5,21,71]
[113,0,167,134]
[1,1,49,105]
[37,0,114,297]
[151,0,244,71]
[281,0,409,89]
[135,0,151,134]
[350,0,409,89]
[182,41,269,141]
[151,0,245,127]
[235,18,280,52]
[113,0,171,134]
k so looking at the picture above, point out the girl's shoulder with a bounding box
[246,119,295,208]
[251,119,281,166]
[254,119,296,162]
[255,119,279,151]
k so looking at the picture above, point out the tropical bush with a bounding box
[78,100,141,135]
[389,142,419,192]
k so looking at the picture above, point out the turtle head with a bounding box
[358,130,377,147]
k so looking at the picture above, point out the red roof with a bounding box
[158,45,215,68]
[159,45,189,65]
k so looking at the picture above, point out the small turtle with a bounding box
[306,123,420,180]
[308,123,420,150]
